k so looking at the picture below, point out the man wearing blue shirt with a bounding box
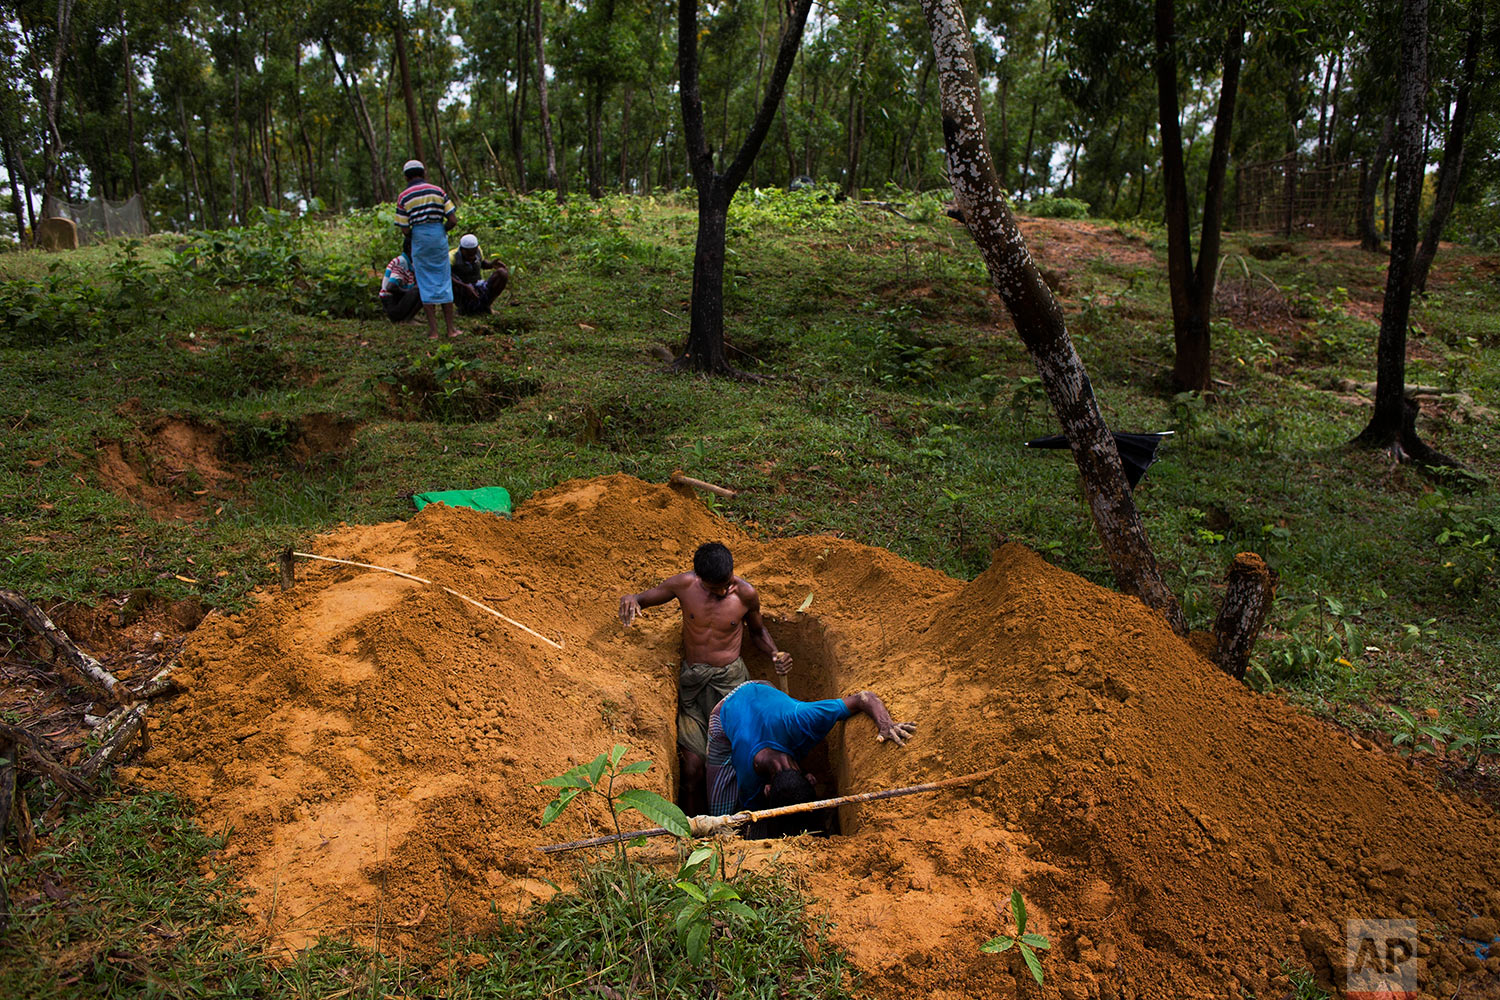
[705,681,915,827]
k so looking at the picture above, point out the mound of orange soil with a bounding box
[137,475,1500,999]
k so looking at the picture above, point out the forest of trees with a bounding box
[0,0,1494,246]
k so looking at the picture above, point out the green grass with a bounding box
[0,789,851,998]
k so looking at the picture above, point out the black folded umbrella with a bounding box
[1024,431,1174,490]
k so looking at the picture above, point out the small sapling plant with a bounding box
[537,743,689,853]
[674,843,762,965]
[982,888,1051,988]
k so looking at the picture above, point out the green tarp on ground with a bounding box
[411,486,512,515]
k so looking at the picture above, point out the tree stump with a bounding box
[1212,552,1278,680]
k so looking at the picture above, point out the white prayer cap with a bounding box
[459,234,479,249]
[402,159,425,174]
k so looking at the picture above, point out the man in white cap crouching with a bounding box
[450,233,509,316]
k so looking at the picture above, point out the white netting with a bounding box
[41,193,148,245]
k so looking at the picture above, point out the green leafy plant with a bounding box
[981,889,1051,987]
[538,744,691,989]
[673,842,763,965]
[538,743,689,849]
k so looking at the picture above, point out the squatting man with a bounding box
[619,542,915,827]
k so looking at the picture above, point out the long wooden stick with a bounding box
[291,552,563,650]
[670,471,737,498]
[0,590,128,703]
[538,768,998,853]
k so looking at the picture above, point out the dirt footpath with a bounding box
[135,475,1500,999]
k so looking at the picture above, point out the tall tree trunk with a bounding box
[585,85,604,199]
[1358,110,1395,251]
[121,17,142,199]
[1154,0,1244,392]
[326,37,389,202]
[619,86,632,189]
[293,45,317,203]
[1017,16,1052,201]
[919,0,1185,634]
[39,0,77,206]
[1412,10,1482,294]
[202,111,221,228]
[509,12,528,190]
[676,0,814,375]
[177,98,203,224]
[231,17,243,223]
[2,133,26,241]
[394,18,426,162]
[532,0,562,200]
[1353,0,1455,467]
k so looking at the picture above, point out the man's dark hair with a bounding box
[404,166,425,181]
[693,542,733,584]
[749,769,823,839]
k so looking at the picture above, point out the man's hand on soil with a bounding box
[772,651,793,674]
[619,594,640,626]
[876,721,917,746]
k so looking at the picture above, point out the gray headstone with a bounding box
[36,217,79,251]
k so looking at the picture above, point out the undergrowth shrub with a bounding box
[1020,196,1091,219]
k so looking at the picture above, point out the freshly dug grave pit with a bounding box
[135,475,1500,999]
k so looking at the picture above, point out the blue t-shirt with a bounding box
[720,683,853,809]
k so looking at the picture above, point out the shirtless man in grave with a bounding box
[618,542,790,815]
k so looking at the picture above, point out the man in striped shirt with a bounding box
[394,160,460,339]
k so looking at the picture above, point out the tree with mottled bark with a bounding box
[1352,0,1457,467]
[675,0,813,375]
[1154,0,1244,392]
[918,0,1186,634]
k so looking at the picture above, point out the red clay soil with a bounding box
[134,475,1500,999]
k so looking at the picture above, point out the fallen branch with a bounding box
[670,471,737,498]
[0,590,128,704]
[0,722,96,799]
[291,552,563,650]
[133,656,181,700]
[538,768,998,854]
[79,704,148,780]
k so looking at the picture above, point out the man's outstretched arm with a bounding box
[841,690,916,746]
[619,576,685,625]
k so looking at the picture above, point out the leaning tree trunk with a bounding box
[1353,0,1456,467]
[919,0,1186,633]
[1411,8,1482,295]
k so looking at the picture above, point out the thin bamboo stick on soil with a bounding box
[538,768,999,853]
[291,552,563,649]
